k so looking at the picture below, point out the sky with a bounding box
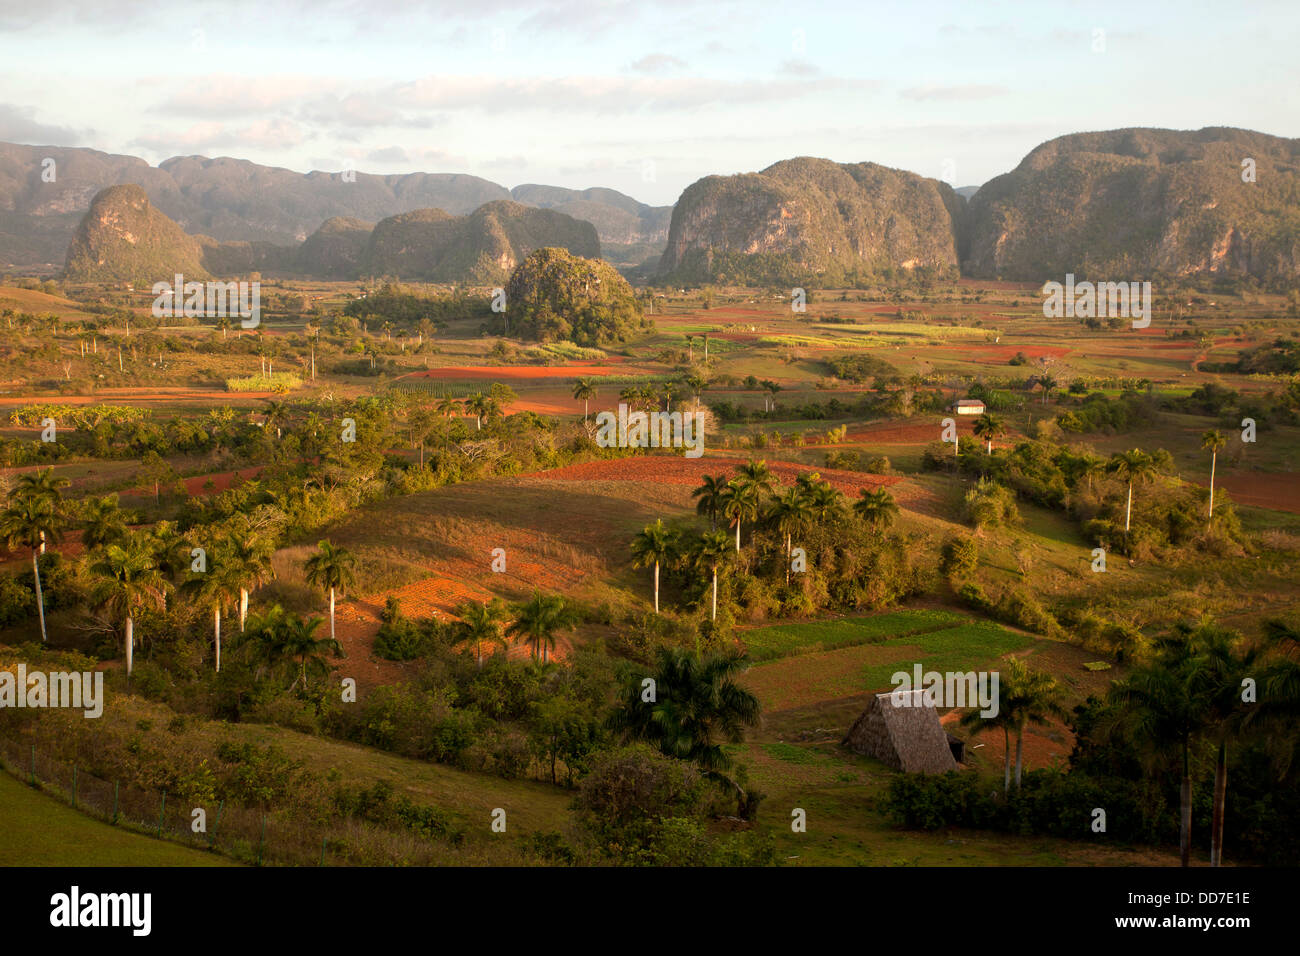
[0,0,1296,206]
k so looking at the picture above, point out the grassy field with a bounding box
[0,771,239,867]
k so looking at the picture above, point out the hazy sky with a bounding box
[0,0,1296,205]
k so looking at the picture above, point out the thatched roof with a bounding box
[843,689,960,774]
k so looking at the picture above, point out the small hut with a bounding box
[843,689,960,774]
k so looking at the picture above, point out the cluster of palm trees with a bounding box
[448,591,579,665]
[959,657,1065,795]
[628,461,900,622]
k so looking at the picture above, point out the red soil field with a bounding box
[1213,473,1300,515]
[527,455,903,500]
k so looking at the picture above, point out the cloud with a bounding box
[778,59,820,77]
[130,117,307,153]
[365,145,410,163]
[0,103,85,145]
[900,84,1008,102]
[631,53,687,73]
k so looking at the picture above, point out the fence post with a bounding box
[257,814,266,867]
[209,800,223,848]
[112,781,119,824]
[158,791,166,838]
[72,766,77,808]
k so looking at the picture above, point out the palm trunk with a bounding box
[33,550,47,643]
[1208,451,1217,519]
[1014,727,1024,789]
[125,616,134,677]
[1125,482,1133,532]
[1003,726,1011,795]
[1180,740,1192,867]
[653,560,660,614]
[785,533,791,585]
[735,520,741,552]
[329,587,336,643]
[240,588,249,632]
[1211,740,1227,867]
[583,399,589,423]
[214,607,221,673]
[711,570,718,621]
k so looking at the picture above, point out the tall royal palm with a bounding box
[303,540,356,645]
[507,591,578,663]
[736,460,778,502]
[0,495,63,642]
[279,613,341,693]
[229,535,275,632]
[1003,658,1066,788]
[719,478,760,552]
[89,536,169,677]
[572,379,597,423]
[691,474,728,531]
[767,489,812,583]
[183,549,244,673]
[1108,448,1160,532]
[630,519,679,614]
[692,530,732,627]
[80,494,129,550]
[972,413,1006,454]
[12,467,69,555]
[1201,429,1228,520]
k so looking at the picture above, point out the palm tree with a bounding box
[1076,452,1106,493]
[692,531,732,626]
[610,646,761,812]
[719,478,760,551]
[279,612,340,693]
[12,468,69,555]
[507,591,577,663]
[972,412,1006,454]
[1108,448,1160,532]
[1109,631,1215,866]
[1039,373,1058,405]
[853,487,899,531]
[1202,429,1228,520]
[631,519,679,613]
[465,393,490,430]
[80,494,128,550]
[736,459,778,501]
[767,489,812,583]
[1004,659,1066,788]
[303,540,356,645]
[804,482,845,525]
[184,550,243,673]
[453,598,509,666]
[436,395,460,422]
[89,536,169,677]
[0,495,62,642]
[691,474,727,531]
[959,675,1018,795]
[572,379,597,423]
[229,536,274,632]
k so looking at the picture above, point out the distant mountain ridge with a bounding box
[0,141,667,268]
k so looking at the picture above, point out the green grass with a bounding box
[740,608,965,662]
[0,771,239,866]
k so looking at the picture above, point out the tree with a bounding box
[736,459,777,501]
[279,612,341,693]
[229,536,275,632]
[631,519,679,614]
[572,378,597,423]
[609,646,761,813]
[853,488,899,531]
[89,536,169,677]
[959,673,1018,795]
[1004,659,1066,788]
[1039,373,1058,405]
[80,494,129,550]
[973,412,1006,454]
[692,531,732,627]
[303,540,356,645]
[0,495,62,642]
[183,549,243,673]
[453,598,509,666]
[719,479,760,552]
[1108,448,1162,532]
[691,474,727,531]
[138,450,174,504]
[507,591,578,663]
[1109,631,1216,866]
[767,489,811,583]
[1202,429,1228,520]
[12,467,68,555]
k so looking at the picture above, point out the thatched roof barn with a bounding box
[843,689,960,774]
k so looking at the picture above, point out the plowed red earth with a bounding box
[1213,473,1300,515]
[526,455,904,499]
